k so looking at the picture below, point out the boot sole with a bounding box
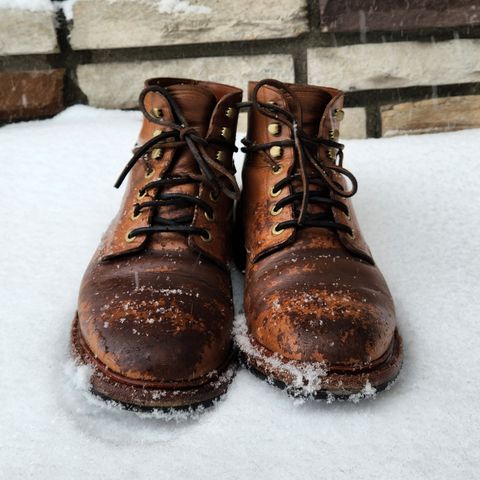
[71,313,237,411]
[238,329,403,400]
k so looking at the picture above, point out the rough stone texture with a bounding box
[381,95,480,136]
[308,39,480,91]
[70,0,308,50]
[77,55,295,109]
[0,70,64,122]
[0,9,58,55]
[340,107,367,139]
[319,0,480,32]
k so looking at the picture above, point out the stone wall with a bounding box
[1,0,480,138]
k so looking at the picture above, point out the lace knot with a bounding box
[179,126,198,142]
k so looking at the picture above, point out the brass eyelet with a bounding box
[272,224,284,236]
[216,150,226,163]
[225,107,236,119]
[269,146,282,159]
[125,231,137,243]
[152,129,163,137]
[348,230,356,240]
[329,129,340,141]
[334,109,345,121]
[269,185,282,198]
[151,148,163,160]
[328,148,337,160]
[220,127,231,140]
[272,164,283,175]
[344,210,351,221]
[151,107,163,118]
[204,210,215,222]
[131,209,141,220]
[201,230,212,242]
[268,123,281,136]
[144,169,155,179]
[137,190,147,200]
[209,191,219,203]
[270,205,283,216]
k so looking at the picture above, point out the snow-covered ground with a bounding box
[1,106,479,478]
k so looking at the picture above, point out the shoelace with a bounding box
[114,85,240,241]
[241,79,358,236]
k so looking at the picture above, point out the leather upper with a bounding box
[99,78,242,267]
[78,249,234,383]
[242,82,373,264]
[77,78,241,385]
[241,81,396,369]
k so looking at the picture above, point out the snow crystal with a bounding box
[1,106,479,478]
[348,381,377,404]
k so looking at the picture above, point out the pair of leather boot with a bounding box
[72,77,403,409]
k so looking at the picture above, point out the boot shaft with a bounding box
[241,79,373,264]
[99,78,242,267]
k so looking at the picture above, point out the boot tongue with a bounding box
[285,85,331,137]
[166,83,216,137]
[161,82,216,189]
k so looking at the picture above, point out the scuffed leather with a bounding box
[77,78,241,385]
[78,248,234,383]
[241,81,397,369]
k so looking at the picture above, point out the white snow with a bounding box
[153,0,210,14]
[1,105,479,478]
[0,0,52,11]
[106,0,211,15]
[233,311,328,397]
[53,0,77,20]
[0,0,210,17]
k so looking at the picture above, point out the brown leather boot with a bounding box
[72,78,242,409]
[237,79,403,399]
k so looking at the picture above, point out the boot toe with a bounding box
[251,286,394,367]
[246,253,396,368]
[77,261,233,384]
